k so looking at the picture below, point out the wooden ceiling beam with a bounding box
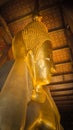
[53,45,68,51]
[57,103,73,107]
[56,100,73,104]
[56,104,73,110]
[0,14,12,45]
[61,4,73,57]
[48,25,65,32]
[6,3,59,24]
[55,60,71,65]
[53,47,71,64]
[51,89,73,97]
[51,92,73,98]
[65,29,73,58]
[51,73,73,84]
[53,95,73,101]
[53,71,73,76]
[49,82,73,90]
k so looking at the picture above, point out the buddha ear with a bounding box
[25,50,35,82]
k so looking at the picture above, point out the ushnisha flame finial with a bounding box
[33,15,42,22]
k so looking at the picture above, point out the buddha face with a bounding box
[34,40,55,86]
[26,40,55,87]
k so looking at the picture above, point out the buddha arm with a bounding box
[0,59,28,130]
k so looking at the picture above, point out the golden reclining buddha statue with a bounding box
[0,15,64,130]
